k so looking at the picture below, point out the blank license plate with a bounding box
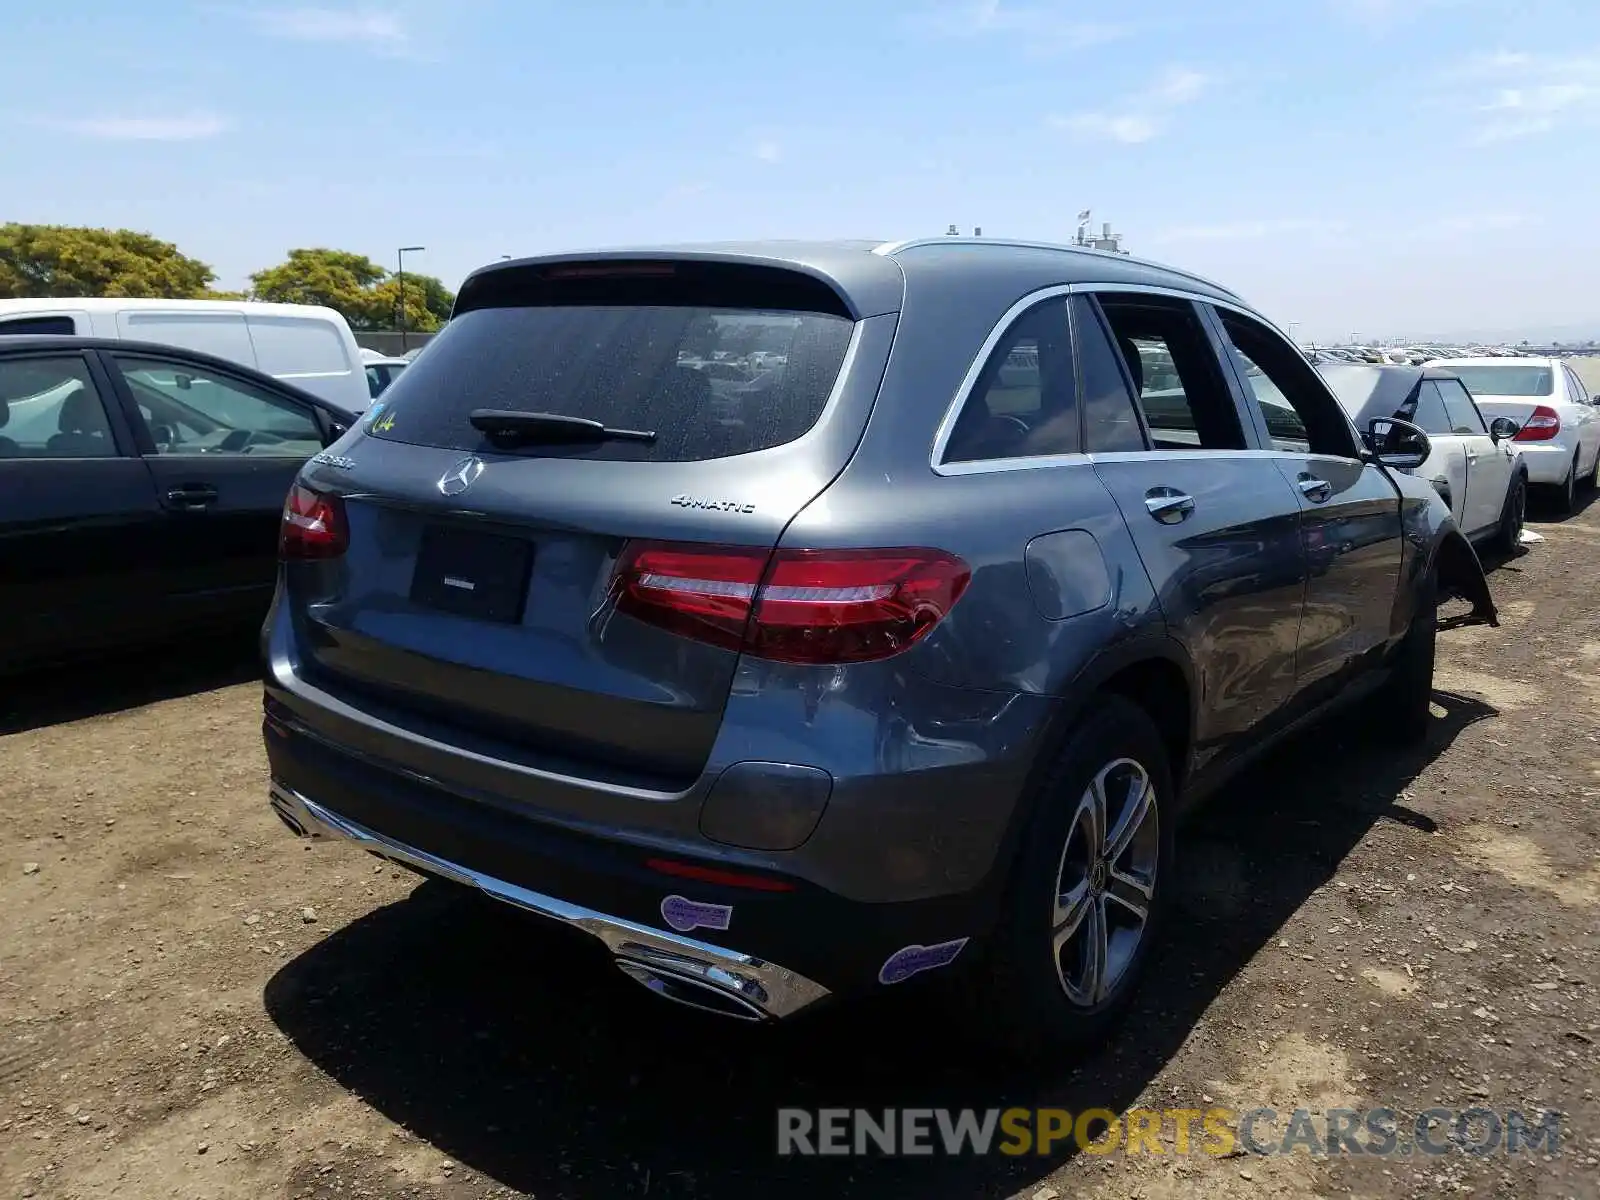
[409,525,533,624]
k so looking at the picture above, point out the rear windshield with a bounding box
[367,301,855,461]
[1444,364,1554,397]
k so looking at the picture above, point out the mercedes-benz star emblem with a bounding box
[437,456,485,497]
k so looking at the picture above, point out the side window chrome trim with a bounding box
[938,451,1091,476]
[929,279,1305,477]
[928,284,1073,475]
[1086,448,1280,466]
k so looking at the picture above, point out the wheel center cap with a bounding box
[1089,858,1108,893]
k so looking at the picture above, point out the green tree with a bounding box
[249,248,386,311]
[359,278,449,332]
[0,223,216,298]
[249,248,453,331]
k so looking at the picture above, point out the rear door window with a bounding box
[1564,365,1591,405]
[368,263,857,462]
[1095,294,1247,451]
[1071,294,1146,452]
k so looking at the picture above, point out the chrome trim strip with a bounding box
[936,451,1092,477]
[268,783,832,1020]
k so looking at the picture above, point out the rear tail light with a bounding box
[612,542,971,665]
[1514,406,1561,441]
[280,483,349,559]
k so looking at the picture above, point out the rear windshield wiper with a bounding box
[468,409,657,445]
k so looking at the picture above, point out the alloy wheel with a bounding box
[1051,757,1160,1007]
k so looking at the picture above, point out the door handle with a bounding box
[164,483,219,512]
[1296,475,1333,503]
[1144,487,1196,525]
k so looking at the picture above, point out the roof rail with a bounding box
[871,235,1243,300]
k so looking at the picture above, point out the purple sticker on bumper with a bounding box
[660,894,733,934]
[878,937,970,985]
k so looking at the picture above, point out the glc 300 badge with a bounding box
[670,494,755,514]
[311,452,356,470]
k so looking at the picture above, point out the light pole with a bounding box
[396,245,425,353]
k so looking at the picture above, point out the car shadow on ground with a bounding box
[264,690,1496,1200]
[1528,481,1600,522]
[0,632,259,736]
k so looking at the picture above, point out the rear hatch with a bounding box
[285,256,897,788]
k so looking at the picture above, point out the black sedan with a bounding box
[0,336,356,674]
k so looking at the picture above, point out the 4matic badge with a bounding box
[670,494,756,514]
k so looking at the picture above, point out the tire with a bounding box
[974,695,1175,1059]
[1490,472,1526,556]
[1587,448,1600,491]
[1553,451,1580,515]
[1373,568,1436,744]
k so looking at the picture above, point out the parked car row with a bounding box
[1312,343,1530,365]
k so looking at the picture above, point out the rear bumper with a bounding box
[1516,440,1574,486]
[263,708,997,1015]
[269,781,829,1020]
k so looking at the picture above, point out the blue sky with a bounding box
[4,0,1598,341]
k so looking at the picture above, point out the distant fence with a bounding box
[354,330,436,357]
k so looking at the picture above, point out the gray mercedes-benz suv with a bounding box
[262,237,1496,1050]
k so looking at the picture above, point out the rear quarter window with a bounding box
[368,264,857,462]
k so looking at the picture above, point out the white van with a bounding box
[0,297,370,413]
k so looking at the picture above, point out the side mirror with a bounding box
[1363,416,1432,470]
[1489,416,1520,441]
[326,422,349,444]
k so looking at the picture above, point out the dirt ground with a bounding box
[5,504,1600,1200]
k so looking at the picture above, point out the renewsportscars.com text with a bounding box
[776,1106,1564,1158]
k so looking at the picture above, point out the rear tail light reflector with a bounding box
[612,542,970,665]
[645,857,797,892]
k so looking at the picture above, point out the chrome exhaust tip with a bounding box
[615,960,768,1021]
